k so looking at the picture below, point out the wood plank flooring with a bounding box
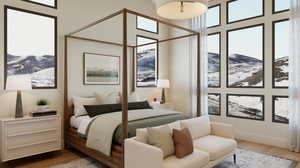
[1,140,300,168]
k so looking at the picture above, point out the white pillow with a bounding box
[180,116,211,140]
[119,93,142,102]
[73,97,97,117]
[95,92,121,104]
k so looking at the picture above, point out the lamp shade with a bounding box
[6,75,32,91]
[157,79,170,88]
[152,0,208,20]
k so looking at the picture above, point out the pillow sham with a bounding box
[173,128,194,158]
[73,97,97,117]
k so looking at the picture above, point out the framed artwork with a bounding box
[83,53,120,85]
[136,35,159,87]
[272,96,289,124]
[227,94,264,121]
[208,93,221,116]
[22,0,57,9]
[4,6,57,89]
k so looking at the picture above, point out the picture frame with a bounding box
[83,52,120,85]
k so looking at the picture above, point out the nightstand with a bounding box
[150,102,174,110]
[0,115,61,162]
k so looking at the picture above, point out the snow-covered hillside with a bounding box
[274,56,289,87]
[137,48,156,87]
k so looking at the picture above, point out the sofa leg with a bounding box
[233,154,236,164]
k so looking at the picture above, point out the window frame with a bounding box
[136,16,159,34]
[226,94,265,121]
[208,32,221,88]
[207,4,221,29]
[272,0,290,14]
[4,5,58,89]
[226,0,265,24]
[272,19,289,89]
[272,95,289,124]
[21,0,57,9]
[208,93,221,116]
[135,35,159,88]
[226,23,265,88]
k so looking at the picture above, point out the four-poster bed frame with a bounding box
[64,8,201,168]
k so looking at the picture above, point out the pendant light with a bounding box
[152,0,208,20]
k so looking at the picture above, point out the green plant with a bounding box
[37,99,48,106]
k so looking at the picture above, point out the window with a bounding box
[227,0,264,23]
[208,32,221,87]
[273,19,289,88]
[273,0,290,13]
[136,36,158,87]
[5,6,57,89]
[207,4,220,28]
[227,24,264,88]
[22,0,57,8]
[272,96,289,123]
[208,93,221,116]
[136,16,158,34]
[227,94,264,121]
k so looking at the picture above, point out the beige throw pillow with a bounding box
[147,125,174,158]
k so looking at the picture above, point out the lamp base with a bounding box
[161,88,166,104]
[15,91,23,118]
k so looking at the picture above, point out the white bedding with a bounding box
[70,115,95,136]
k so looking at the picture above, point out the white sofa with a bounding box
[125,116,237,168]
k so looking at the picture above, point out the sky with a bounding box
[207,34,219,54]
[207,5,219,27]
[275,20,289,59]
[137,16,157,33]
[29,0,55,7]
[228,0,263,23]
[137,36,157,52]
[7,9,55,57]
[275,0,290,12]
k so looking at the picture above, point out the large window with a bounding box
[227,0,264,23]
[136,16,158,34]
[227,24,264,88]
[5,6,57,89]
[273,0,290,13]
[207,4,220,28]
[22,0,57,8]
[272,96,289,124]
[273,19,289,88]
[136,36,158,87]
[208,32,220,87]
[208,93,221,116]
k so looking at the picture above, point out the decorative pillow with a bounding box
[147,125,174,158]
[95,92,121,104]
[128,101,152,110]
[84,103,122,117]
[173,128,194,158]
[73,97,97,117]
[180,116,211,140]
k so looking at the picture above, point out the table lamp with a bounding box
[157,79,170,104]
[6,75,32,118]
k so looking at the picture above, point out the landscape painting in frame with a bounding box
[227,25,264,88]
[84,53,120,85]
[5,7,57,88]
[208,93,221,115]
[273,96,289,123]
[227,94,264,120]
[208,33,220,87]
[136,36,158,87]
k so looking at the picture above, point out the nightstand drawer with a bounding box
[7,129,59,149]
[5,141,60,161]
[6,117,59,136]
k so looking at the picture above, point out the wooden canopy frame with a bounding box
[64,8,201,168]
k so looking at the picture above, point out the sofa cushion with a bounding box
[193,135,237,161]
[173,128,194,158]
[163,149,209,168]
[148,125,175,158]
[180,116,211,140]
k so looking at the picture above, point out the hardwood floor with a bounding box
[1,140,300,168]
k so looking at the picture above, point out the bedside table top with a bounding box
[0,115,60,122]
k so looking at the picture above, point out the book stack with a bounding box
[32,106,57,117]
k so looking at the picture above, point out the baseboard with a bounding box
[235,131,288,149]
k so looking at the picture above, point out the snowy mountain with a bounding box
[208,52,220,73]
[274,56,288,86]
[137,48,156,86]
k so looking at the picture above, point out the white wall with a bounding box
[169,0,290,148]
[0,0,169,118]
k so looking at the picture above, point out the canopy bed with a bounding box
[64,8,201,168]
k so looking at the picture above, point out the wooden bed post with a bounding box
[64,35,70,147]
[122,8,128,168]
[197,33,201,117]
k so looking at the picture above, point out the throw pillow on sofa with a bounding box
[180,116,211,139]
[148,125,175,158]
[173,128,194,158]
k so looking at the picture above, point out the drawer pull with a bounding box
[7,128,58,137]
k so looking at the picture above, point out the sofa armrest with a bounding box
[211,122,235,139]
[125,138,164,168]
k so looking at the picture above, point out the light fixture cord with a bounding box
[180,1,184,13]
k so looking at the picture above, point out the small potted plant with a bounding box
[37,99,50,112]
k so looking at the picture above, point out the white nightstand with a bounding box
[150,102,174,110]
[0,115,61,162]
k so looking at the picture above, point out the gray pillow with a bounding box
[147,125,175,158]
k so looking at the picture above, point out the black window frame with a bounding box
[207,4,221,29]
[272,95,289,124]
[208,32,221,88]
[272,0,290,14]
[136,16,159,34]
[226,23,265,88]
[21,0,57,9]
